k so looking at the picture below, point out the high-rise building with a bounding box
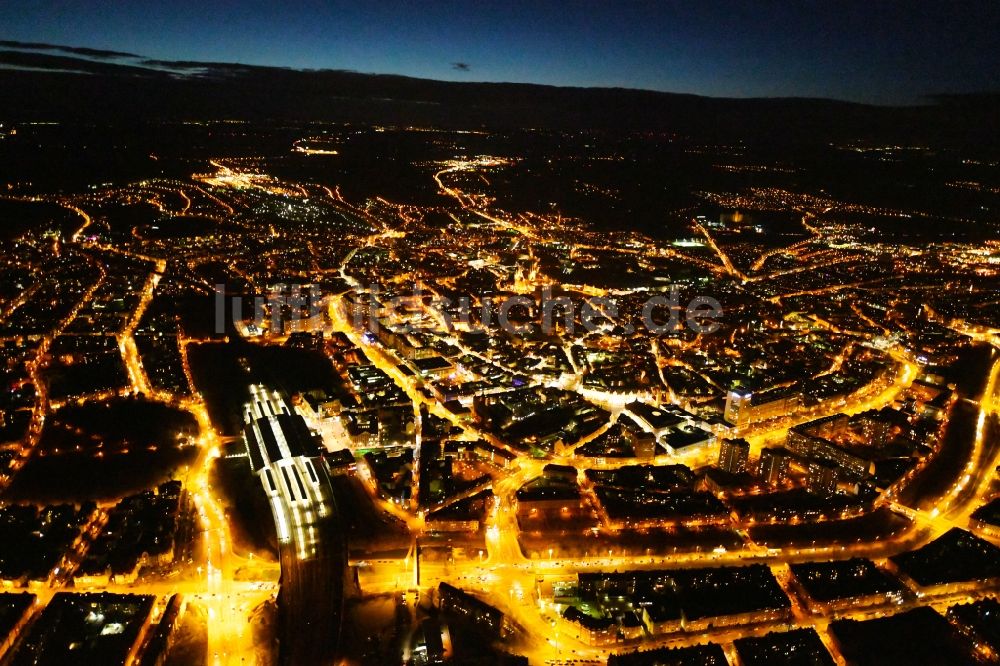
[786,427,873,479]
[724,388,753,425]
[718,438,750,474]
[852,408,898,448]
[725,386,802,426]
[806,459,839,495]
[758,447,791,486]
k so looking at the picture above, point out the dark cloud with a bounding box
[0,40,140,59]
[0,50,165,76]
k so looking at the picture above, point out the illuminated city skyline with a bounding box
[0,7,999,665]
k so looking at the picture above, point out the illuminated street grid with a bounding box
[0,126,999,665]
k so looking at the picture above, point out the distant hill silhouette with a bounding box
[0,43,996,148]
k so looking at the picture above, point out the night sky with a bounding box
[2,0,998,105]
